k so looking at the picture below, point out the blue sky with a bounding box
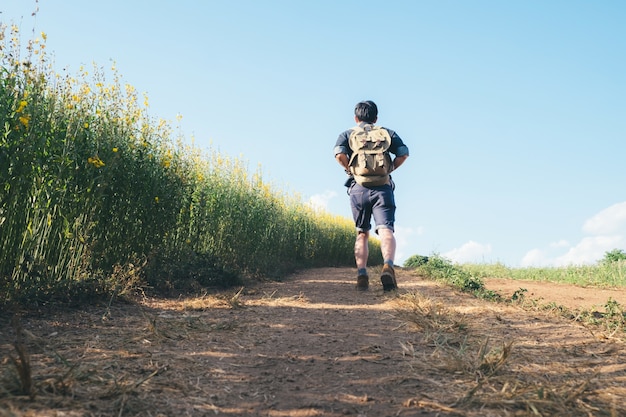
[2,1,625,267]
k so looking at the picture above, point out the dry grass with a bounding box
[2,268,626,416]
[0,303,240,416]
[392,287,624,416]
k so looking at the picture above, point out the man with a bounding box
[334,100,409,291]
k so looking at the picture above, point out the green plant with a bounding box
[403,254,429,268]
[511,288,527,301]
[0,22,368,305]
[415,254,485,293]
[598,299,626,337]
[602,248,626,264]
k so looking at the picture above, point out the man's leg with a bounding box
[378,228,396,264]
[355,231,369,269]
[355,231,369,290]
[349,184,372,290]
[378,227,398,291]
[370,185,398,291]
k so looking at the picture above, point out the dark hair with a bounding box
[354,100,378,123]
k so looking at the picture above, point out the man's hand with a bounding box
[335,153,350,171]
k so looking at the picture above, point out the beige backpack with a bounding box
[348,125,393,187]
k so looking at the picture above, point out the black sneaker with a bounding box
[356,274,369,291]
[380,264,397,291]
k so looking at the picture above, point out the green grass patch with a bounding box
[405,254,500,300]
[461,261,626,288]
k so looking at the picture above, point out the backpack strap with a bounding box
[348,125,388,149]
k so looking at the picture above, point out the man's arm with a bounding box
[335,153,349,171]
[385,128,409,172]
[334,130,352,172]
[392,154,408,171]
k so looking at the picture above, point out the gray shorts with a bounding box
[349,183,396,234]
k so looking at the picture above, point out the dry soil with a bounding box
[2,267,626,416]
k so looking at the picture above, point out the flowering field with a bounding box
[0,24,377,305]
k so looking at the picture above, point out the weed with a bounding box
[408,254,491,296]
[576,298,626,339]
[228,287,245,309]
[3,316,33,398]
[511,287,527,302]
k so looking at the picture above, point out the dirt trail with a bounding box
[2,267,626,416]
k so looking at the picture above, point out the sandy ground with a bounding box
[2,267,626,416]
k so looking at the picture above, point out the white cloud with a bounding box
[394,226,425,264]
[521,202,626,267]
[550,239,570,248]
[307,191,337,212]
[444,241,492,264]
[582,201,626,235]
[521,249,549,267]
[553,235,625,267]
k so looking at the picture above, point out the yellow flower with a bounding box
[154,196,159,203]
[84,122,89,129]
[18,114,30,128]
[112,147,118,152]
[41,32,47,41]
[87,156,105,168]
[16,100,27,113]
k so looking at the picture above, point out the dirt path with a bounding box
[2,267,626,416]
[484,277,626,310]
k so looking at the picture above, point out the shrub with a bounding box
[602,249,626,264]
[404,254,430,268]
[413,254,485,293]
